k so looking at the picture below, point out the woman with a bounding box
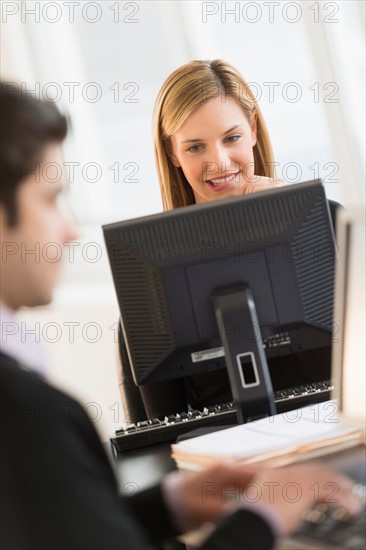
[118,59,336,422]
[153,58,284,210]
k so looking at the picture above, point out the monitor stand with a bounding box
[212,285,276,424]
[176,285,276,443]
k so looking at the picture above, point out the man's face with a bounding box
[0,143,78,309]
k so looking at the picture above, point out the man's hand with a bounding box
[177,462,257,530]
[178,461,361,534]
[252,463,361,534]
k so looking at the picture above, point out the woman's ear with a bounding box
[170,153,181,168]
[165,137,181,167]
[251,110,258,147]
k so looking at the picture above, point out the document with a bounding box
[172,401,363,471]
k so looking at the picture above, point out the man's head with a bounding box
[0,82,78,309]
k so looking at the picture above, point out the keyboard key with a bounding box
[136,421,149,429]
[125,424,136,432]
[207,405,221,414]
[295,501,365,550]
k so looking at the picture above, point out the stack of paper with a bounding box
[172,401,363,471]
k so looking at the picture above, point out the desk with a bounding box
[109,441,365,496]
[110,442,176,494]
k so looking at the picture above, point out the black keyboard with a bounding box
[286,484,366,550]
[110,380,334,453]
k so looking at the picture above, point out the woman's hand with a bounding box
[243,175,286,194]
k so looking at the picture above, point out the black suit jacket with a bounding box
[0,351,275,550]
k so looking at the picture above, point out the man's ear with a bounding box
[0,204,9,235]
[251,110,258,147]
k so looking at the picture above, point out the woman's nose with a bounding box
[206,144,230,173]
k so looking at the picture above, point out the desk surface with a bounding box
[109,442,176,493]
[109,442,366,496]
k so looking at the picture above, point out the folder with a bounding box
[171,401,364,471]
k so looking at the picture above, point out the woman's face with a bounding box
[169,96,257,204]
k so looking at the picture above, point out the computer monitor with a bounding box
[103,179,336,421]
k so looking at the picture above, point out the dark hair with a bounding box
[0,82,68,226]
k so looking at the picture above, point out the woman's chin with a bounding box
[210,185,244,199]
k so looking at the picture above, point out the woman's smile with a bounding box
[205,170,241,191]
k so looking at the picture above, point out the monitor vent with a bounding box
[117,189,314,263]
[292,196,334,328]
[111,244,175,378]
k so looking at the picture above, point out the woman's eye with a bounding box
[225,135,241,143]
[187,144,203,153]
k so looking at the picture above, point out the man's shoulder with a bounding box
[0,350,107,481]
[0,351,86,427]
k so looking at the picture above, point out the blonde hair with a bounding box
[153,59,276,211]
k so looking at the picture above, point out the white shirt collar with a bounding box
[0,303,46,376]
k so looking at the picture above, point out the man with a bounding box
[0,82,359,550]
